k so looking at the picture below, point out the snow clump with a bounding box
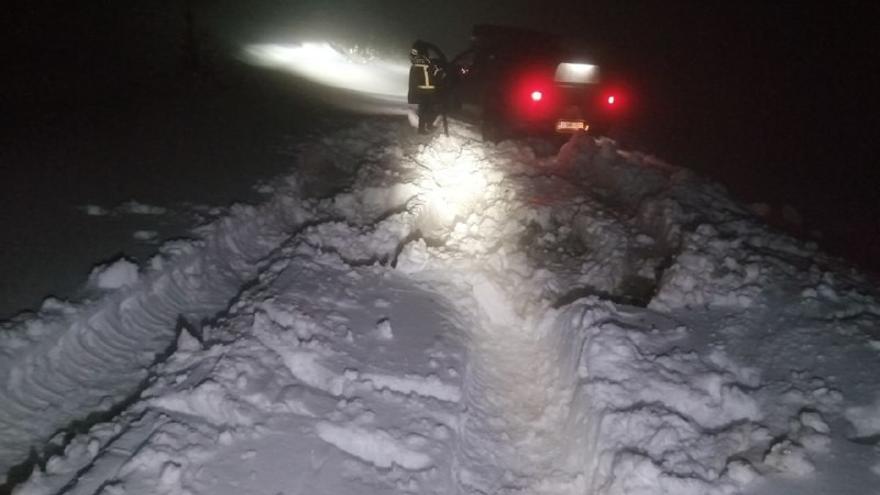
[87,257,139,290]
[845,396,880,440]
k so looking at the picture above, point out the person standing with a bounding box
[408,40,448,135]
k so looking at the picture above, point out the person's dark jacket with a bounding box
[408,53,440,105]
[408,40,448,105]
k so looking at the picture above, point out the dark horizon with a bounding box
[5,1,879,273]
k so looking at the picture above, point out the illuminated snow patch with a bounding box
[411,136,497,237]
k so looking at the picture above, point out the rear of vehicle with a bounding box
[451,25,622,140]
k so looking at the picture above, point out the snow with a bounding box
[2,118,880,495]
[315,422,434,470]
[358,372,461,402]
[80,200,170,218]
[87,257,140,289]
[132,230,158,242]
[79,204,110,216]
[845,396,880,440]
[374,317,394,340]
[116,200,167,216]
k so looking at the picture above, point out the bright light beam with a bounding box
[244,42,410,113]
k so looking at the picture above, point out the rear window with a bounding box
[554,63,600,84]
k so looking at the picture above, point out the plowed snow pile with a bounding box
[2,120,879,495]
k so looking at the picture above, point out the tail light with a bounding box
[509,69,556,120]
[601,88,628,111]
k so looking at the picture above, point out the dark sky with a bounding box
[5,1,879,270]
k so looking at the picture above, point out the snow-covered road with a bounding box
[2,120,879,494]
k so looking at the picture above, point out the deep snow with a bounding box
[2,118,879,495]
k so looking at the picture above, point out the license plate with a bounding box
[556,120,588,133]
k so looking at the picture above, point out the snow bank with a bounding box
[0,174,317,479]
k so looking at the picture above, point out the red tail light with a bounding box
[607,95,616,105]
[510,70,555,120]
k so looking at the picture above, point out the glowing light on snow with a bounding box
[243,42,410,113]
[413,138,492,233]
[425,156,485,215]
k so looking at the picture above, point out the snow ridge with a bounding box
[0,181,315,480]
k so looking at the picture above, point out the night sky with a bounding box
[5,1,879,272]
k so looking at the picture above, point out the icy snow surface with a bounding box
[2,119,880,494]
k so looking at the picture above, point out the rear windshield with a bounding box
[554,63,600,84]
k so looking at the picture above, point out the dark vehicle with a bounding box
[448,25,623,141]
